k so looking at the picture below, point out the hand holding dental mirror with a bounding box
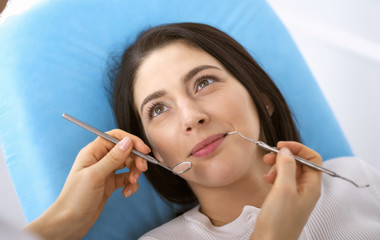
[228,131,369,189]
[62,113,192,175]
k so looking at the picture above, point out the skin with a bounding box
[24,130,149,239]
[24,41,322,240]
[133,41,322,231]
[134,41,272,225]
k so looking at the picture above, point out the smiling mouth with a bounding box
[190,133,228,158]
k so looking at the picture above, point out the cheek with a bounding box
[240,99,261,139]
[145,125,183,167]
[214,90,261,138]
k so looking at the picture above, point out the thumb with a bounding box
[93,137,132,179]
[274,147,297,188]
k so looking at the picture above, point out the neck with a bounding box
[189,160,271,226]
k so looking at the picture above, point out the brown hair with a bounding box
[109,22,300,205]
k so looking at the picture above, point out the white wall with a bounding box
[0,148,26,227]
[268,0,380,170]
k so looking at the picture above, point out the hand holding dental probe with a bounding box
[228,131,370,188]
[62,113,192,175]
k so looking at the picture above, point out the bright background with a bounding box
[1,0,379,229]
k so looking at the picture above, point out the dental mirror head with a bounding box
[171,161,192,175]
[62,113,192,175]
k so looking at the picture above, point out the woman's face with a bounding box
[133,41,266,187]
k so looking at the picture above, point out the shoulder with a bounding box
[323,156,367,171]
[304,157,380,239]
[321,156,380,200]
[323,156,379,190]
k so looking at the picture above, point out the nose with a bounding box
[179,100,209,133]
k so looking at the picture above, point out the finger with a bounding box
[124,156,134,169]
[115,172,131,189]
[114,157,132,171]
[86,129,151,162]
[262,149,310,184]
[106,129,151,155]
[274,147,297,190]
[135,157,148,172]
[122,182,139,198]
[124,156,147,185]
[91,136,133,179]
[125,155,148,172]
[277,141,322,185]
[277,141,322,166]
[263,152,276,165]
[129,170,141,185]
[127,160,139,184]
[263,164,277,184]
[115,171,143,188]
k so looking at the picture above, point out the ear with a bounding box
[262,94,274,116]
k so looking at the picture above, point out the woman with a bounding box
[25,23,380,239]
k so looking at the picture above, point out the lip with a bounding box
[190,133,227,158]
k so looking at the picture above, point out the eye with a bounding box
[149,103,168,118]
[196,77,215,92]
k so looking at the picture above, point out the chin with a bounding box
[194,160,247,187]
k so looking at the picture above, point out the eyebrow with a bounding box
[182,65,220,83]
[140,90,167,113]
[140,65,221,113]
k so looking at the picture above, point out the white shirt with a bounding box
[139,157,380,240]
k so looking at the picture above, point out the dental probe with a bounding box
[228,131,369,189]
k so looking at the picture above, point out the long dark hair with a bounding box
[109,22,300,205]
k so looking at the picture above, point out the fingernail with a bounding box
[124,189,132,198]
[144,160,148,170]
[279,147,291,156]
[119,137,131,151]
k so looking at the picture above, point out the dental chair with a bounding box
[0,0,353,239]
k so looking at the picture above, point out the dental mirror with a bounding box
[62,113,192,175]
[228,131,370,189]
